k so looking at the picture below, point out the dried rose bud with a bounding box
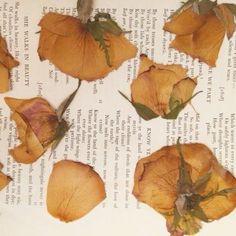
[47,160,106,222]
[133,141,236,235]
[0,35,19,93]
[38,11,137,81]
[0,163,12,191]
[163,0,236,66]
[5,97,68,164]
[121,55,198,120]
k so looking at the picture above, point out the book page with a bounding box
[0,0,236,235]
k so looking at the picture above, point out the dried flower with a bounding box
[38,11,137,81]
[133,140,236,235]
[121,55,199,120]
[163,0,236,66]
[47,160,106,222]
[5,97,69,164]
[0,35,19,93]
[0,163,12,191]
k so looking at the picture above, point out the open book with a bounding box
[0,0,236,235]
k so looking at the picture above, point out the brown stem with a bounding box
[77,0,94,23]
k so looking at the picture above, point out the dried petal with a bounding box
[47,160,106,222]
[5,97,62,164]
[164,1,233,67]
[0,35,19,93]
[0,163,11,191]
[133,143,236,235]
[130,55,197,119]
[38,12,137,81]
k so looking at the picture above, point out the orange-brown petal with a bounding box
[47,160,106,222]
[0,163,12,191]
[164,7,207,35]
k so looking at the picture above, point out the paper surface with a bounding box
[0,0,236,235]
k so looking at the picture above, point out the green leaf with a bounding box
[168,0,196,19]
[193,172,211,192]
[190,205,209,222]
[224,3,236,16]
[176,138,193,193]
[164,91,203,120]
[50,119,70,153]
[119,91,159,121]
[193,0,217,15]
[56,80,81,120]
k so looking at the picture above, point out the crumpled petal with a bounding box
[131,55,195,117]
[0,35,19,93]
[133,143,236,235]
[0,163,12,191]
[47,160,106,222]
[38,12,137,81]
[5,97,59,164]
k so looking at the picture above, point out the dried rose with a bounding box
[38,7,137,81]
[0,162,12,191]
[47,160,106,222]
[0,35,19,93]
[5,97,69,164]
[163,0,236,66]
[120,54,199,120]
[133,140,236,235]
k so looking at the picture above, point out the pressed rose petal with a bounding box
[131,60,187,116]
[38,12,137,81]
[164,7,207,35]
[133,143,236,235]
[5,97,60,164]
[0,35,19,93]
[47,160,106,222]
[0,163,12,191]
[171,77,197,104]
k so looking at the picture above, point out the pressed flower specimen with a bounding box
[47,160,106,222]
[0,35,19,93]
[5,97,69,164]
[0,163,11,191]
[163,0,236,66]
[133,140,236,235]
[121,54,199,120]
[38,0,137,81]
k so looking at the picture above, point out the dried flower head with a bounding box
[0,163,12,191]
[133,140,236,235]
[0,35,19,93]
[163,0,236,66]
[38,11,137,81]
[47,160,106,222]
[5,97,69,164]
[121,55,199,120]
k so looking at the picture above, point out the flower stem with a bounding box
[77,0,94,23]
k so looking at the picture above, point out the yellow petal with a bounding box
[47,160,106,222]
[0,163,12,191]
[164,7,207,35]
[38,12,137,81]
[171,77,197,103]
[216,4,236,39]
[131,63,185,115]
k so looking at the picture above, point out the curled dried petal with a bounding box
[38,12,137,81]
[0,35,19,93]
[47,160,106,222]
[5,97,60,164]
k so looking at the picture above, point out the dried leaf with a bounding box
[77,0,93,23]
[193,0,217,15]
[38,12,137,81]
[47,160,106,222]
[56,80,81,120]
